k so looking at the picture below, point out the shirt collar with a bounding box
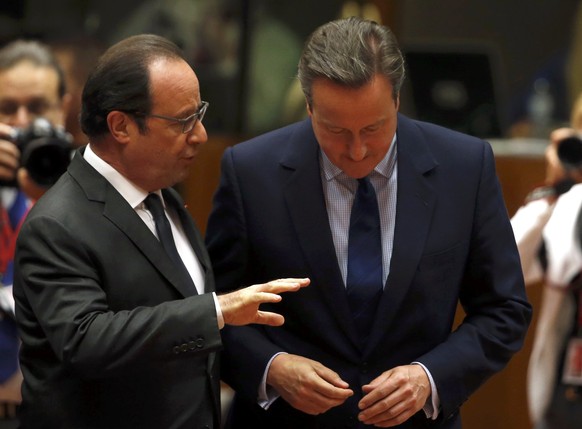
[320,133,398,182]
[83,144,156,209]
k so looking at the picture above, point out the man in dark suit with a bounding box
[205,17,532,428]
[12,34,308,429]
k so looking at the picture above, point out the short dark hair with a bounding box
[0,39,67,99]
[80,34,186,138]
[298,17,406,106]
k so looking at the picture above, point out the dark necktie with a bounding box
[346,176,383,341]
[144,193,197,295]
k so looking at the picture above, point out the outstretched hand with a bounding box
[218,278,310,326]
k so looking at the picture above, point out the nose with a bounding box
[11,106,32,128]
[187,120,208,146]
[348,135,367,161]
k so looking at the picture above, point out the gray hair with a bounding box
[298,17,405,106]
[0,39,67,98]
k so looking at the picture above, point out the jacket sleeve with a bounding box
[417,142,532,419]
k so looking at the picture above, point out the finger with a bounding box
[290,390,347,415]
[255,311,284,326]
[264,278,310,292]
[0,139,19,157]
[359,395,398,421]
[359,380,396,410]
[262,284,302,295]
[315,384,353,400]
[253,292,283,304]
[361,370,392,396]
[273,277,310,286]
[308,390,352,411]
[360,403,413,427]
[0,166,16,181]
[312,371,353,400]
[359,388,408,424]
[314,365,351,390]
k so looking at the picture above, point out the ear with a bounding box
[107,111,133,144]
[395,95,400,111]
[306,101,313,118]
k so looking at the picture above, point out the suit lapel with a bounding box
[68,150,199,298]
[366,115,438,353]
[280,120,361,349]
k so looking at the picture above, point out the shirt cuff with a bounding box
[257,352,287,409]
[412,361,440,420]
[212,292,225,329]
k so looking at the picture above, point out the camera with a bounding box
[8,118,73,187]
[557,135,582,171]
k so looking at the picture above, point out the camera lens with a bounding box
[20,138,71,186]
[557,136,582,170]
[11,118,72,187]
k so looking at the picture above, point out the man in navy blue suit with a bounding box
[206,17,532,428]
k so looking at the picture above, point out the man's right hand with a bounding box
[217,278,310,326]
[267,353,354,415]
[0,123,19,182]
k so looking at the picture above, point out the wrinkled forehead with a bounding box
[0,62,61,102]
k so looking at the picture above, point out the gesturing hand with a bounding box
[267,354,353,415]
[358,364,431,427]
[218,278,310,326]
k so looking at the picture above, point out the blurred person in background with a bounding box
[511,92,582,429]
[0,39,71,428]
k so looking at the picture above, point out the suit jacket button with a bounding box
[196,337,205,348]
[173,346,180,354]
[180,344,189,353]
[188,341,197,350]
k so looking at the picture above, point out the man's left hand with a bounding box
[358,364,430,427]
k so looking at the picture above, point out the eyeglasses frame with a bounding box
[139,100,209,134]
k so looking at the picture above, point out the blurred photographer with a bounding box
[511,93,582,429]
[0,40,71,427]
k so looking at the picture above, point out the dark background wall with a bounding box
[394,0,580,135]
[2,0,580,137]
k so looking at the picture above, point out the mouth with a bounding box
[183,151,198,160]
